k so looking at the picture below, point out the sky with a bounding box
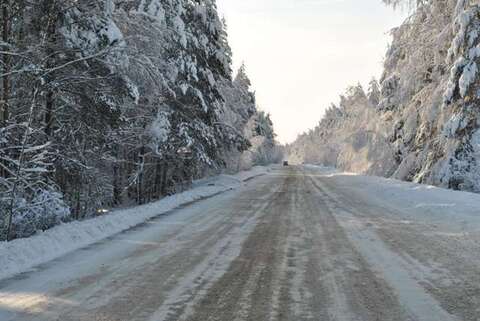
[216,0,407,144]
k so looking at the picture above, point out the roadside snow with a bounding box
[0,166,270,282]
[305,164,480,230]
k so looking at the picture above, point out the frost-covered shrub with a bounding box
[1,189,70,240]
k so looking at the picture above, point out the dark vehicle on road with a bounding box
[283,161,289,166]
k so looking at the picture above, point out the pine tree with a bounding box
[0,0,280,240]
[367,78,381,106]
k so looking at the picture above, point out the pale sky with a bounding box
[216,0,407,144]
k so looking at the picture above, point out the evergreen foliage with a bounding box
[0,0,279,240]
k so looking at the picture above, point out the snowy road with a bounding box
[2,166,480,321]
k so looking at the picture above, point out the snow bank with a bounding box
[307,165,480,230]
[0,166,270,281]
[348,175,480,227]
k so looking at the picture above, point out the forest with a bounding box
[288,0,480,193]
[0,0,281,241]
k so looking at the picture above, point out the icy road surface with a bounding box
[2,166,480,321]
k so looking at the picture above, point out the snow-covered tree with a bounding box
[219,64,281,171]
[289,0,480,193]
[0,0,280,240]
[368,78,381,106]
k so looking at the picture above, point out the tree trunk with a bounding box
[161,161,168,196]
[1,0,10,123]
[45,90,54,136]
[111,144,121,205]
[0,1,10,180]
[44,0,58,137]
[154,159,162,199]
[137,146,145,205]
[127,149,135,200]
